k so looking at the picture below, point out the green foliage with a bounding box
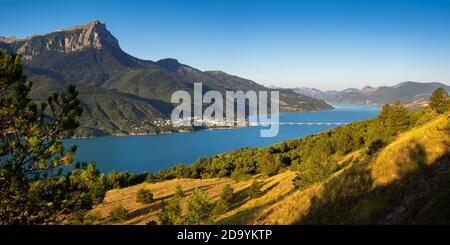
[106,170,148,189]
[214,184,235,215]
[184,188,214,224]
[0,49,108,224]
[293,160,336,190]
[136,188,154,204]
[109,204,129,222]
[366,139,385,156]
[67,211,100,225]
[158,201,182,225]
[21,162,107,224]
[249,180,262,199]
[429,87,449,114]
[230,167,252,182]
[145,173,157,183]
[146,220,158,225]
[379,101,411,140]
[259,152,280,177]
[174,185,184,198]
[220,184,235,206]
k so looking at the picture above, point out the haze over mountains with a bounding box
[0,20,332,137]
[292,82,450,104]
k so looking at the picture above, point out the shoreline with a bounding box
[70,107,340,139]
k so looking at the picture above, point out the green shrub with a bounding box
[67,211,100,225]
[293,160,336,190]
[366,139,385,156]
[146,220,158,225]
[429,87,450,114]
[158,201,182,225]
[214,185,235,215]
[184,188,214,224]
[259,153,280,177]
[249,180,262,199]
[136,188,154,204]
[109,204,129,222]
[231,168,252,182]
[174,185,184,198]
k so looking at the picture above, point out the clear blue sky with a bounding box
[1,0,449,90]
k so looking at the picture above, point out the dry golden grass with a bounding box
[370,115,450,187]
[237,114,450,224]
[92,114,449,225]
[92,177,238,224]
[92,171,297,224]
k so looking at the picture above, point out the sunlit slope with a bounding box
[91,171,297,224]
[92,114,449,224]
[232,114,449,224]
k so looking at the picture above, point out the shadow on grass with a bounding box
[295,142,450,224]
[216,187,297,224]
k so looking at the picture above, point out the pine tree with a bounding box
[0,49,105,224]
[259,152,280,177]
[109,204,129,222]
[429,87,449,114]
[174,185,184,198]
[214,184,235,215]
[220,184,234,206]
[249,180,262,198]
[136,188,154,204]
[158,201,182,225]
[184,188,214,224]
[379,101,410,140]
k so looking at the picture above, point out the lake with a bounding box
[65,104,380,173]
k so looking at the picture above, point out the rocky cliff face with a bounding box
[4,20,119,61]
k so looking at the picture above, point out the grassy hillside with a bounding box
[91,113,449,224]
[90,173,279,224]
[242,114,450,224]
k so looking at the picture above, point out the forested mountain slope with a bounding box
[1,21,332,136]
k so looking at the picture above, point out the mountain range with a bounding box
[0,21,332,137]
[292,82,450,104]
[291,87,338,100]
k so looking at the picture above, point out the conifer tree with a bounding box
[158,201,182,225]
[184,188,214,224]
[0,49,105,224]
[429,87,449,114]
[214,184,235,215]
[249,180,262,198]
[174,185,184,198]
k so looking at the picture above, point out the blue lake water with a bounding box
[65,104,380,173]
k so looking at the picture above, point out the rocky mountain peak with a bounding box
[1,20,120,61]
[361,85,377,94]
[156,58,182,72]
